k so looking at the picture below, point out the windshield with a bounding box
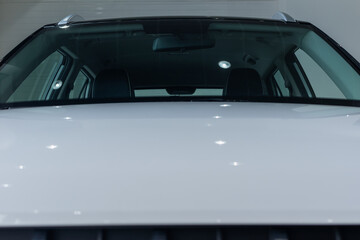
[0,18,360,107]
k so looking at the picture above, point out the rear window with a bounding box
[0,18,359,107]
[135,89,223,97]
[294,48,346,99]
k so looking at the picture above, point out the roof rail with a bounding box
[58,15,84,27]
[272,12,296,23]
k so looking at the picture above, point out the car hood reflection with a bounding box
[0,101,359,226]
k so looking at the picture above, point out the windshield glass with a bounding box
[0,18,360,107]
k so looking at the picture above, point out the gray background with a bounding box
[0,0,359,60]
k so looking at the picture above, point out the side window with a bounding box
[69,70,91,99]
[271,70,290,97]
[294,49,345,99]
[8,51,65,103]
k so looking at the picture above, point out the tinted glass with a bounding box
[0,19,359,107]
[295,48,346,99]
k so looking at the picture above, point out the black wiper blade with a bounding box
[0,103,12,110]
[0,106,10,110]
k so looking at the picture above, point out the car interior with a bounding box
[1,18,360,104]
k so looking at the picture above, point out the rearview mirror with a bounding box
[153,35,215,52]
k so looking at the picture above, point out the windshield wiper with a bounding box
[0,104,10,110]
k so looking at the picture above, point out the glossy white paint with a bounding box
[0,101,360,226]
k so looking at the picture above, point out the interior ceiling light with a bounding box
[52,80,63,90]
[218,60,231,69]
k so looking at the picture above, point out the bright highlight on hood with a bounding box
[215,140,226,145]
[47,145,58,150]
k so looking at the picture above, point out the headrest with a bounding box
[225,68,263,98]
[92,69,132,99]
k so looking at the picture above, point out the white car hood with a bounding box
[0,102,360,226]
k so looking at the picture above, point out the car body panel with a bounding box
[0,102,359,226]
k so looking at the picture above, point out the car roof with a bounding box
[44,14,312,29]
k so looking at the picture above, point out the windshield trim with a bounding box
[1,17,360,108]
[2,97,360,110]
